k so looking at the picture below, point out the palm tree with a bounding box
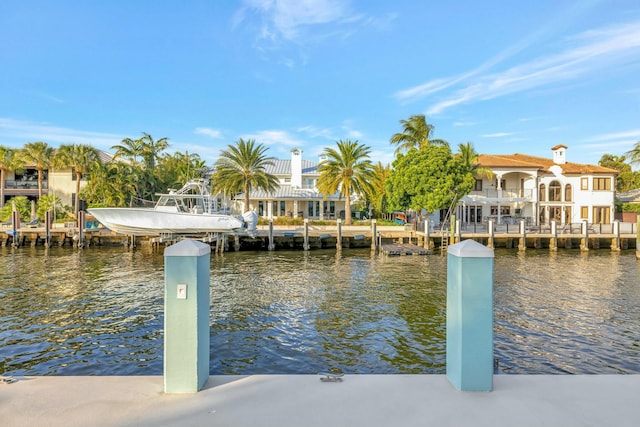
[0,146,24,207]
[457,142,493,180]
[20,141,54,198]
[367,161,390,217]
[626,141,640,165]
[112,137,144,166]
[317,140,374,225]
[211,138,279,213]
[390,114,448,154]
[53,144,100,216]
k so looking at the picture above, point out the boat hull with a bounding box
[88,208,244,236]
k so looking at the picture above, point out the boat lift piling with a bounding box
[303,219,310,251]
[371,219,377,252]
[336,219,342,251]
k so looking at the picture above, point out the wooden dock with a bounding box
[381,243,430,256]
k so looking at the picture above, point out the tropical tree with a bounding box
[82,161,138,207]
[457,142,493,180]
[366,161,390,217]
[19,141,54,198]
[211,138,279,213]
[625,141,640,165]
[385,144,475,217]
[112,136,144,167]
[157,151,207,190]
[390,114,448,154]
[598,154,640,193]
[0,146,24,207]
[36,194,67,221]
[53,144,100,216]
[316,139,374,225]
[0,196,31,222]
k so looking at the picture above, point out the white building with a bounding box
[458,145,617,226]
[239,148,347,220]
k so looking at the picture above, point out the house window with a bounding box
[593,178,611,191]
[549,180,562,202]
[474,179,482,191]
[565,184,572,202]
[490,206,510,216]
[272,201,278,216]
[581,177,589,190]
[564,206,572,224]
[539,184,546,201]
[495,179,506,190]
[580,206,588,219]
[258,201,264,216]
[593,206,610,224]
[280,201,286,216]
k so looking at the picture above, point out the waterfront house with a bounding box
[2,150,113,209]
[457,145,618,226]
[234,148,347,220]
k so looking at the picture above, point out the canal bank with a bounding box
[2,374,640,427]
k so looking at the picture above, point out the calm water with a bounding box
[1,246,639,376]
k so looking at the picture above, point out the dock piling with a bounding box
[371,219,377,252]
[580,220,589,252]
[163,239,210,393]
[637,217,640,260]
[268,220,275,251]
[336,218,342,251]
[550,221,558,251]
[612,220,621,251]
[446,239,494,392]
[304,219,310,251]
[519,220,526,251]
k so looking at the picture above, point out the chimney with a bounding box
[291,148,302,188]
[551,144,567,164]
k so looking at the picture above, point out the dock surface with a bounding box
[1,374,639,426]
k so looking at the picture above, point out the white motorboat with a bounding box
[88,179,258,236]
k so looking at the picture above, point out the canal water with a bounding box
[1,246,639,376]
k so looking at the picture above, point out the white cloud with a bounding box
[241,129,304,148]
[194,127,223,139]
[0,118,123,151]
[586,129,640,142]
[396,20,640,115]
[481,132,514,138]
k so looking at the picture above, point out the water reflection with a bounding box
[1,246,639,375]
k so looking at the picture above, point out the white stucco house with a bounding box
[237,148,347,220]
[457,145,618,226]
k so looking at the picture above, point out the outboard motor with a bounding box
[242,211,258,237]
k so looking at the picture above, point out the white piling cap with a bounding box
[447,239,494,258]
[164,238,211,256]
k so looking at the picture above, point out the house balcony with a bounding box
[3,180,49,196]
[462,188,533,204]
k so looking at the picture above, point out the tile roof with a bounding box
[477,153,618,175]
[618,188,640,203]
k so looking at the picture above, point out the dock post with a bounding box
[580,220,589,251]
[449,214,456,245]
[446,239,494,392]
[11,208,20,248]
[163,239,210,393]
[304,219,310,251]
[612,220,621,252]
[519,220,526,251]
[45,210,52,248]
[487,220,494,249]
[371,219,377,252]
[550,221,558,251]
[77,210,85,249]
[636,216,640,259]
[336,218,342,250]
[268,220,275,251]
[234,234,240,251]
[424,219,431,249]
[455,219,461,244]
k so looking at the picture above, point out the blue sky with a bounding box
[1,0,639,167]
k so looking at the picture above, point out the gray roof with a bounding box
[265,159,319,175]
[236,185,342,200]
[618,188,640,203]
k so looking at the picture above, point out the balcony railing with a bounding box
[4,180,49,190]
[468,188,533,199]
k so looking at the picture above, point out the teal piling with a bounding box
[446,239,494,392]
[164,239,211,393]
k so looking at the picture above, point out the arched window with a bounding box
[539,184,546,201]
[565,184,572,202]
[549,180,562,202]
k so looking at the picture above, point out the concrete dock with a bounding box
[2,374,639,426]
